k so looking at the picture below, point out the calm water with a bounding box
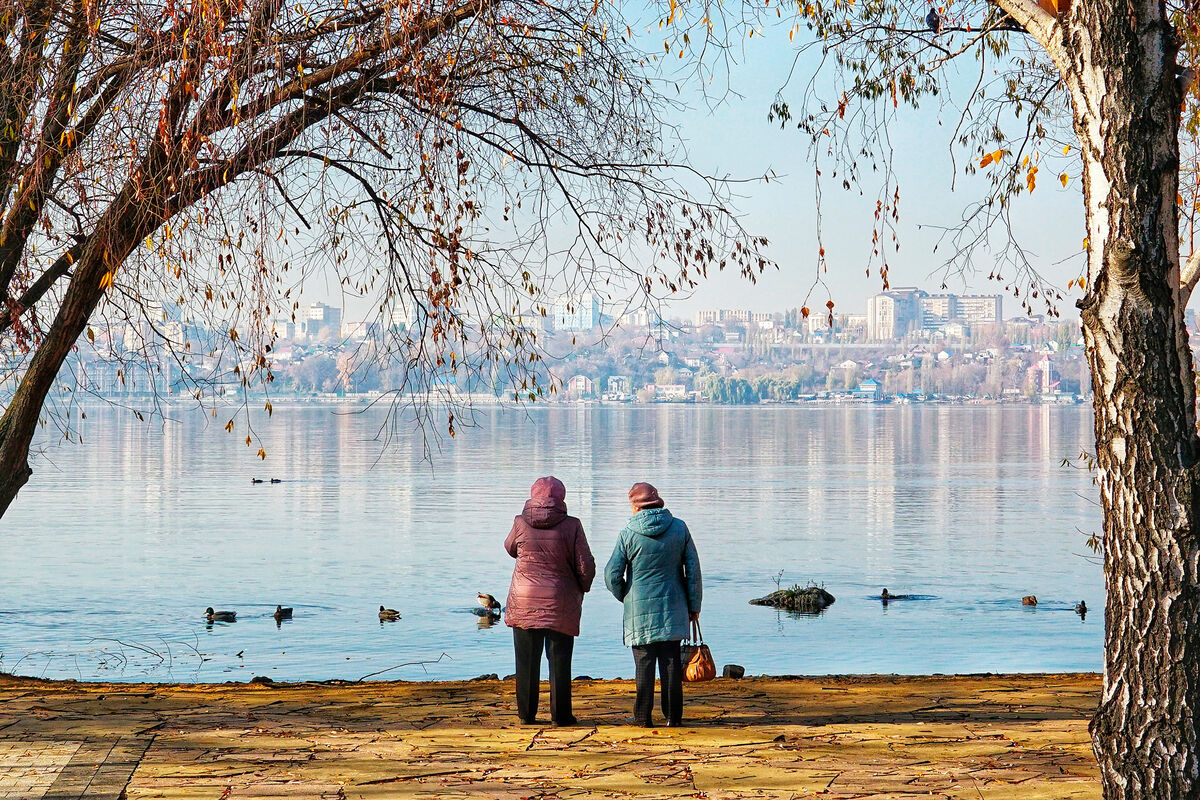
[1,404,1103,682]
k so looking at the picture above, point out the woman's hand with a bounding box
[689,611,700,622]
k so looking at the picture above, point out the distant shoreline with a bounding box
[52,394,1093,408]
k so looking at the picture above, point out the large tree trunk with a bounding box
[0,190,149,519]
[1066,0,1200,794]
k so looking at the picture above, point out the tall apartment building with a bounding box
[867,288,924,341]
[554,293,602,331]
[955,294,1003,325]
[920,294,955,330]
[304,302,342,340]
[914,293,1003,332]
[694,309,759,326]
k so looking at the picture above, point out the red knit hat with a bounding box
[629,482,664,509]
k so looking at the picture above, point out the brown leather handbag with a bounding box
[684,620,716,682]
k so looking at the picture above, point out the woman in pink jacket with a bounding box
[504,476,596,726]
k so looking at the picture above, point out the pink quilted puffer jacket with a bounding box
[504,477,596,637]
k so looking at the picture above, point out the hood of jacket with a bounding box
[522,497,568,528]
[626,507,674,537]
[522,476,569,528]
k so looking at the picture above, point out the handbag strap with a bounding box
[691,618,703,645]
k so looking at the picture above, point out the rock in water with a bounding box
[722,664,746,679]
[749,585,836,613]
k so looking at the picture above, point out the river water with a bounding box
[1,403,1103,682]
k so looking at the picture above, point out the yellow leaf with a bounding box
[1078,277,1087,289]
[99,272,114,290]
[265,401,273,417]
[992,149,1006,162]
[245,435,252,446]
[1063,145,1071,154]
[980,153,993,168]
[225,419,235,432]
[1083,237,1089,250]
[1060,173,1069,187]
[258,448,267,460]
[87,327,95,343]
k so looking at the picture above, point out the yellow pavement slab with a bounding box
[0,673,1100,799]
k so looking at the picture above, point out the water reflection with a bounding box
[2,404,1103,682]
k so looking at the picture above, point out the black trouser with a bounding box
[512,627,575,723]
[632,640,683,725]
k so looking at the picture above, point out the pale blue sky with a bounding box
[660,22,1089,320]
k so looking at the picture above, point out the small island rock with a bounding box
[750,585,836,613]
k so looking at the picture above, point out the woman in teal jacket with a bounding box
[605,482,702,727]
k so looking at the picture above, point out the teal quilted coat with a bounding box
[604,508,702,646]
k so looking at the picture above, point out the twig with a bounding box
[357,652,452,682]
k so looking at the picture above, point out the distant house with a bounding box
[655,384,689,401]
[566,375,594,399]
[852,378,881,400]
[606,375,632,394]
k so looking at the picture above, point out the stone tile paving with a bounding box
[0,674,1101,799]
[0,741,79,799]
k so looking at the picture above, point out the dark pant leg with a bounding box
[658,640,683,723]
[513,627,545,722]
[544,631,575,723]
[632,644,658,725]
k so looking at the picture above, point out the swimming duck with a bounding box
[270,478,282,484]
[1075,600,1087,616]
[1022,595,1038,606]
[205,607,237,622]
[274,605,293,621]
[475,592,502,617]
[251,478,264,484]
[379,605,401,621]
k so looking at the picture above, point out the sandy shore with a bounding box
[0,673,1100,799]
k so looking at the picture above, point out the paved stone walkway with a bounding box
[0,674,1101,799]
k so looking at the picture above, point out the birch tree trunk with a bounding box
[1061,0,1200,793]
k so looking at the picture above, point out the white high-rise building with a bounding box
[956,295,1003,325]
[866,288,925,341]
[554,293,602,331]
[304,302,342,340]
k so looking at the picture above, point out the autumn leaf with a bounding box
[225,419,235,432]
[258,448,267,460]
[1060,173,1069,187]
[801,306,810,318]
